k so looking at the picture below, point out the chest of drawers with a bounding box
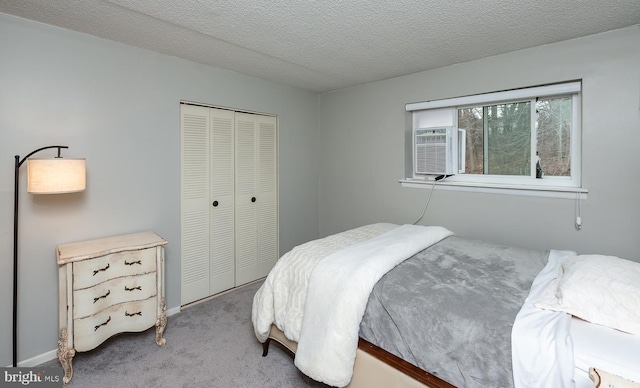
[56,231,167,385]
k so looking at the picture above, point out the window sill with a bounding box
[399,178,588,199]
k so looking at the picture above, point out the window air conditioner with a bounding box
[414,127,465,175]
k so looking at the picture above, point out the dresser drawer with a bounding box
[73,272,157,319]
[73,297,158,352]
[73,247,156,289]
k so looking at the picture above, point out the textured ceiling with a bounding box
[1,0,639,92]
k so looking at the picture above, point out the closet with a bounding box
[180,104,278,305]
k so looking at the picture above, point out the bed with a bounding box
[251,223,640,387]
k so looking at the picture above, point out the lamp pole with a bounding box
[12,145,68,367]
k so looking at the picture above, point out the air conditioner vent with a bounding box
[413,127,465,175]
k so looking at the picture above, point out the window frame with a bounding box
[404,82,583,194]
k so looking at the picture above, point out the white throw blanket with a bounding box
[511,249,577,388]
[252,223,398,344]
[252,223,453,387]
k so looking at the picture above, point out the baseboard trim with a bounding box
[180,278,265,310]
[7,349,58,368]
[9,305,182,368]
[167,306,181,317]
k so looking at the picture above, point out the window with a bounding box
[405,81,583,194]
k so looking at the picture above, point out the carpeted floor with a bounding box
[39,280,329,387]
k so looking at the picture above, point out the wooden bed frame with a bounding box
[262,325,455,388]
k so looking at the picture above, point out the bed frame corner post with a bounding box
[261,338,271,357]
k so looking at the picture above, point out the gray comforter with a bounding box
[359,235,548,388]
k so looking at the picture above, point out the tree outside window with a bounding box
[458,97,571,177]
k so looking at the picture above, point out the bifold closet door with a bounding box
[208,108,236,295]
[181,105,278,305]
[181,105,235,304]
[181,104,211,305]
[234,113,278,286]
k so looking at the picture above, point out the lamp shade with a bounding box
[27,158,86,194]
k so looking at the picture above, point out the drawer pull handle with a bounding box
[125,285,142,292]
[125,311,142,317]
[93,263,110,276]
[125,260,142,266]
[94,316,111,331]
[93,290,111,303]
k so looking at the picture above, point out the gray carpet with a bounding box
[39,280,329,387]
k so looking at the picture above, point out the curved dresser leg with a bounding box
[262,338,271,357]
[57,329,76,386]
[155,299,167,346]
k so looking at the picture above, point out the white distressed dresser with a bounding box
[56,231,168,385]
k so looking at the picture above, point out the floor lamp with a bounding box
[13,145,86,367]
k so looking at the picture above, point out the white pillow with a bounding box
[535,254,640,336]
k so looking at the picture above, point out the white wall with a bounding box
[318,26,640,260]
[0,13,320,366]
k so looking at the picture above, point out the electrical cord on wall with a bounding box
[412,175,449,225]
[575,188,582,230]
